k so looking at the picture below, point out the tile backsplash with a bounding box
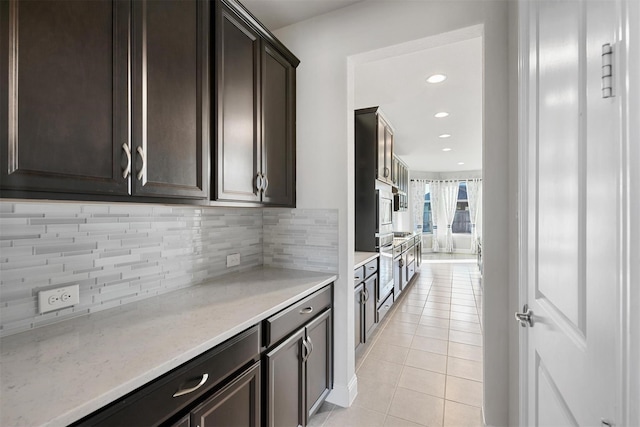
[0,201,338,337]
[263,208,339,273]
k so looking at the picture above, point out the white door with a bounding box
[521,0,622,425]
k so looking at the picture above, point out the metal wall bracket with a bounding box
[602,43,614,98]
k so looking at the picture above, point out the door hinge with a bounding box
[602,43,614,98]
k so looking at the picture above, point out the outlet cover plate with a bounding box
[38,285,80,314]
[226,253,240,268]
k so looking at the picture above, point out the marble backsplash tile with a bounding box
[0,202,338,337]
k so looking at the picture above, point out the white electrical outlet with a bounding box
[226,253,240,268]
[38,285,80,313]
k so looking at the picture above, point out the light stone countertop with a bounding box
[354,251,378,269]
[0,267,336,427]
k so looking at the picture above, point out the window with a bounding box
[452,182,471,234]
[422,183,432,233]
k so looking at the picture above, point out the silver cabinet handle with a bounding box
[363,288,370,302]
[306,336,313,357]
[301,338,310,363]
[360,290,366,305]
[172,373,209,398]
[263,175,269,193]
[136,146,145,181]
[300,306,313,314]
[122,143,131,179]
[256,174,263,192]
[515,304,534,327]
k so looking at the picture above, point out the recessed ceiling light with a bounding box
[434,112,449,118]
[439,134,451,138]
[427,74,447,84]
[458,162,465,165]
[442,148,452,152]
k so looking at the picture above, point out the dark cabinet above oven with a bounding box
[355,107,396,252]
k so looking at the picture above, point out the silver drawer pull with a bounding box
[367,266,375,269]
[300,306,314,314]
[172,373,209,398]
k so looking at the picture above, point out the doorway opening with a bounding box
[342,25,486,426]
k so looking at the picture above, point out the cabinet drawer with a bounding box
[393,245,402,257]
[407,248,415,264]
[407,261,415,282]
[377,293,393,323]
[264,285,332,348]
[76,325,260,427]
[354,266,365,282]
[363,258,378,278]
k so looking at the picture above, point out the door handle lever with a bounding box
[515,304,534,327]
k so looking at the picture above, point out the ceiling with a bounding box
[242,1,483,174]
[355,37,483,172]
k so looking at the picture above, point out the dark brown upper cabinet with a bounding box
[1,0,208,200]
[0,0,129,196]
[355,107,394,187]
[214,0,298,206]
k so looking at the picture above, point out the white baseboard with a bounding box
[326,374,358,408]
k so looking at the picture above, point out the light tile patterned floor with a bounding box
[310,261,484,427]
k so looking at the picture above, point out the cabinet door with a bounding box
[383,125,394,184]
[401,253,408,290]
[131,0,208,199]
[266,329,305,427]
[214,3,260,202]
[376,117,387,182]
[363,275,377,342]
[407,260,415,283]
[393,257,402,297]
[261,43,295,206]
[190,362,261,427]
[0,0,129,196]
[354,283,364,350]
[305,309,332,422]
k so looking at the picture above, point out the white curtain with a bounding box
[410,180,426,234]
[430,181,441,251]
[441,180,459,253]
[466,179,482,254]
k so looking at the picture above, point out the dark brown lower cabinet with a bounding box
[265,309,332,427]
[73,326,261,427]
[354,283,363,351]
[188,362,261,427]
[355,261,378,352]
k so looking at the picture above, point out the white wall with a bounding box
[275,2,513,424]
